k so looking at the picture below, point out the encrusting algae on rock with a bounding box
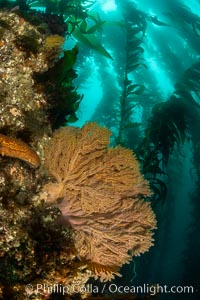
[42,122,157,282]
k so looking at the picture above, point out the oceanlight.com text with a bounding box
[107,283,195,295]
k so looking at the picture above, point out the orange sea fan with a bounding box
[42,122,157,281]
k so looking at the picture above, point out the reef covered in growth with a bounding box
[0,9,87,299]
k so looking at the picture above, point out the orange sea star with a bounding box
[0,133,40,168]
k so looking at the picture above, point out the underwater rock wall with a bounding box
[0,11,91,299]
[0,11,51,143]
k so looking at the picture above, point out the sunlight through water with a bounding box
[100,0,117,12]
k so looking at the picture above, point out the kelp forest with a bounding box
[0,0,199,299]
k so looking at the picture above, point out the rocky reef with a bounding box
[0,10,90,299]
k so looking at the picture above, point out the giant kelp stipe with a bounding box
[0,0,200,299]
